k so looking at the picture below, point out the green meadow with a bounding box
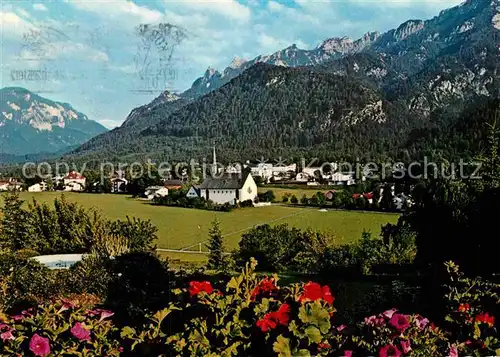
[2,192,398,264]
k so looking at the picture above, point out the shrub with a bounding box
[108,217,158,252]
[290,195,298,204]
[0,299,121,356]
[241,199,254,207]
[300,194,308,205]
[259,190,276,202]
[282,196,289,203]
[0,252,63,311]
[236,224,332,273]
[104,252,174,325]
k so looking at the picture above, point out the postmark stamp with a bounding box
[132,22,190,94]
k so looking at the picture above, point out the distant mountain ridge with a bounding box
[0,87,107,156]
[67,0,499,163]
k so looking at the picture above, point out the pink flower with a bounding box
[400,340,411,354]
[389,313,410,332]
[71,322,91,341]
[98,309,114,322]
[1,329,14,341]
[379,344,402,357]
[11,315,23,321]
[29,334,51,357]
[415,315,429,330]
[383,308,398,319]
[449,344,458,357]
[337,324,347,332]
[364,315,385,327]
[344,351,353,357]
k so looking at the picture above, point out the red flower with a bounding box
[475,313,495,327]
[299,282,335,305]
[29,334,51,357]
[458,303,470,313]
[251,277,278,299]
[318,342,331,350]
[256,304,290,332]
[344,351,353,357]
[188,281,214,296]
[389,313,410,332]
[379,344,402,357]
[71,322,91,341]
[256,317,277,332]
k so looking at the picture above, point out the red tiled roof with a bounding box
[64,171,85,180]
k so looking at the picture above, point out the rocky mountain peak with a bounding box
[394,20,424,41]
[318,36,354,54]
[204,67,220,78]
[229,56,248,69]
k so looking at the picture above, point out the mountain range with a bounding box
[22,0,500,164]
[0,87,107,157]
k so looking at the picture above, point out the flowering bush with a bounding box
[353,308,450,356]
[443,262,500,356]
[1,260,498,356]
[0,298,122,356]
[123,259,452,356]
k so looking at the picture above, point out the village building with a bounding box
[164,179,184,190]
[28,182,48,192]
[186,185,201,198]
[111,170,128,193]
[330,172,356,186]
[199,173,257,205]
[63,171,86,191]
[0,178,22,191]
[144,186,169,200]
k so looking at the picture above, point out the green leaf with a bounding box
[304,326,322,344]
[120,326,136,338]
[227,275,243,291]
[153,307,176,324]
[273,335,292,357]
[296,350,311,357]
[298,301,331,334]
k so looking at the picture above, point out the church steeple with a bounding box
[213,145,217,168]
[211,143,218,177]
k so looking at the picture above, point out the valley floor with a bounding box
[4,192,398,265]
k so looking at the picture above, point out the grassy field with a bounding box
[3,192,398,264]
[258,187,333,201]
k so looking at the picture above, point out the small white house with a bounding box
[28,182,47,192]
[330,172,356,186]
[144,186,169,200]
[111,171,128,193]
[0,178,21,191]
[199,173,257,205]
[295,172,311,182]
[186,185,201,198]
[63,171,86,191]
[64,181,85,192]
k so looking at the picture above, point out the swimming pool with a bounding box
[31,254,85,269]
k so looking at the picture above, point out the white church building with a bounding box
[198,172,258,205]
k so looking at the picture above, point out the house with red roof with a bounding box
[63,171,86,192]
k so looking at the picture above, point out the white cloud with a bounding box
[267,1,286,12]
[33,3,48,11]
[69,0,163,23]
[165,0,252,22]
[0,11,35,38]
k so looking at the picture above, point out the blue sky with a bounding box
[1,0,462,129]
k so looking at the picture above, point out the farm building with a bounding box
[28,182,48,192]
[144,186,169,200]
